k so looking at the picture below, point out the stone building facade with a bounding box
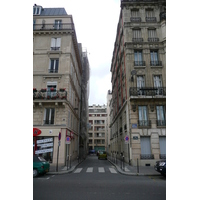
[33,4,88,164]
[110,0,166,166]
[88,105,107,152]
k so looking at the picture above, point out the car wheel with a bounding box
[33,169,38,178]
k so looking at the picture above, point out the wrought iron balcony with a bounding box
[156,120,166,126]
[43,119,54,125]
[33,88,67,100]
[140,154,154,159]
[146,17,157,22]
[148,38,159,42]
[160,154,166,159]
[160,12,166,21]
[48,69,58,73]
[150,61,162,66]
[134,61,145,66]
[138,120,151,127]
[33,23,75,31]
[132,38,143,42]
[130,17,141,22]
[129,87,166,96]
[50,47,60,51]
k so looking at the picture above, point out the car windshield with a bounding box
[38,156,47,162]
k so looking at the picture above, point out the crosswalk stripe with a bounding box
[98,167,105,173]
[109,168,117,174]
[86,167,93,173]
[125,167,130,172]
[74,168,82,173]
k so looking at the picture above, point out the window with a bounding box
[51,38,61,50]
[49,59,59,73]
[137,76,145,91]
[140,137,153,159]
[154,75,162,87]
[134,51,144,66]
[44,108,55,125]
[54,20,62,29]
[47,83,57,98]
[138,106,149,126]
[150,50,159,65]
[131,9,141,22]
[33,6,41,15]
[156,106,166,126]
[148,29,159,41]
[133,29,142,39]
[33,19,36,30]
[159,137,166,159]
[146,9,156,22]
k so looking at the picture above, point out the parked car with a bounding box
[154,160,166,176]
[89,149,96,155]
[98,151,107,160]
[33,155,50,178]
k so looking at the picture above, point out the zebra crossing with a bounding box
[73,167,118,174]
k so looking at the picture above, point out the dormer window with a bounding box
[33,5,42,15]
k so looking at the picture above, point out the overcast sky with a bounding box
[32,0,121,106]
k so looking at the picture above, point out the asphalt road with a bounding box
[33,155,166,200]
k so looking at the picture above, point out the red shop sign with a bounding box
[33,128,41,137]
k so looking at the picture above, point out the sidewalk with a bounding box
[107,156,161,176]
[47,156,161,176]
[47,158,85,175]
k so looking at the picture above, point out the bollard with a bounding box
[137,158,139,173]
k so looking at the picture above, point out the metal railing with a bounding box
[48,69,58,73]
[146,17,157,22]
[134,61,145,66]
[138,120,151,127]
[129,87,166,96]
[156,120,166,126]
[130,17,141,22]
[33,23,75,31]
[148,38,159,42]
[132,38,143,42]
[43,119,54,125]
[140,154,154,159]
[160,154,166,159]
[150,61,162,66]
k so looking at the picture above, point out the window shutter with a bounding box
[51,38,56,48]
[140,137,151,154]
[159,137,166,154]
[56,38,61,48]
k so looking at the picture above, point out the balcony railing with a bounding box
[160,12,166,21]
[50,47,60,51]
[134,61,145,66]
[129,87,166,96]
[156,120,166,126]
[146,17,157,22]
[160,154,166,159]
[48,69,58,73]
[43,119,54,125]
[138,120,151,127]
[33,23,74,31]
[33,89,67,100]
[140,154,154,159]
[148,38,159,42]
[132,38,143,42]
[130,17,141,22]
[150,61,162,66]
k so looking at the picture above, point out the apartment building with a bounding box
[110,0,166,166]
[88,105,107,152]
[33,4,88,164]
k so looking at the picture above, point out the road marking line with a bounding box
[74,168,83,173]
[86,167,93,173]
[109,168,117,174]
[125,167,130,172]
[98,167,105,173]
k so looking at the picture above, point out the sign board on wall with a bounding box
[132,124,137,129]
[35,148,53,154]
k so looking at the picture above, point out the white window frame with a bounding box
[33,6,42,15]
[49,59,59,73]
[51,38,61,50]
[44,108,55,125]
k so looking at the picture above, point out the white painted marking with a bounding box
[74,168,83,173]
[86,167,93,173]
[109,168,117,174]
[98,167,105,173]
[125,167,130,172]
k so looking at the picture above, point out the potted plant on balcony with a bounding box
[50,87,55,91]
[59,88,65,92]
[41,88,46,92]
[33,88,37,92]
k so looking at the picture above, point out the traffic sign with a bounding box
[125,135,129,141]
[66,136,71,144]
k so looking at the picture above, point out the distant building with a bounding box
[110,0,166,166]
[88,105,107,152]
[33,4,89,164]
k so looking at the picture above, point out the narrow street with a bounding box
[33,156,166,200]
